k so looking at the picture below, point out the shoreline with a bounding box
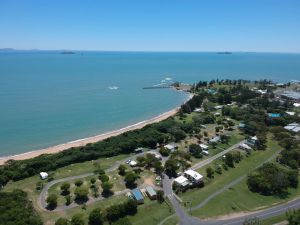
[0,93,193,165]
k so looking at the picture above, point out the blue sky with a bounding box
[0,0,299,52]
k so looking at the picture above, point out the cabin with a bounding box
[145,186,157,200]
[39,172,48,180]
[131,188,144,204]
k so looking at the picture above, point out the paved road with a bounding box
[191,141,244,171]
[38,150,160,211]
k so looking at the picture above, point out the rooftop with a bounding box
[174,175,190,186]
[184,169,203,181]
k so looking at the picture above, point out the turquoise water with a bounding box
[0,51,300,156]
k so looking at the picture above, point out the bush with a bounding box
[99,174,109,182]
[74,187,89,203]
[74,180,83,187]
[88,208,103,225]
[46,194,58,210]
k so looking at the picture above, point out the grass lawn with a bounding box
[127,199,174,225]
[179,137,282,209]
[261,213,287,225]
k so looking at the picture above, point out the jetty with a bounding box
[143,86,173,89]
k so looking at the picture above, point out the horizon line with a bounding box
[1,48,300,54]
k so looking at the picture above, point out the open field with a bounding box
[127,199,174,225]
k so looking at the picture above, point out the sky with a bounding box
[0,0,300,52]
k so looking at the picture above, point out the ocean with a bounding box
[0,51,299,156]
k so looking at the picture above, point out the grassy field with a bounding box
[189,138,300,219]
[127,199,174,225]
[179,137,282,209]
[193,176,300,218]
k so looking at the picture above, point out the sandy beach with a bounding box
[0,107,181,165]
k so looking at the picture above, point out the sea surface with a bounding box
[0,51,300,156]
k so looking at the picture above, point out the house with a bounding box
[294,103,300,108]
[257,89,267,95]
[131,188,144,204]
[194,108,203,113]
[202,150,209,156]
[286,111,296,116]
[149,151,162,160]
[184,170,203,184]
[238,123,246,129]
[174,175,190,189]
[214,112,221,116]
[129,160,138,167]
[145,186,157,200]
[214,105,223,110]
[246,136,258,146]
[164,143,176,152]
[199,143,209,151]
[239,143,252,152]
[209,136,220,144]
[134,147,143,153]
[280,91,300,102]
[284,123,300,133]
[39,172,48,180]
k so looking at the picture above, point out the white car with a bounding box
[125,159,132,164]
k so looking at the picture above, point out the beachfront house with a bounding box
[131,188,144,204]
[145,186,157,200]
[39,172,48,180]
[184,169,203,185]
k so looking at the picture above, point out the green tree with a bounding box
[101,181,113,196]
[88,208,103,225]
[71,214,84,225]
[124,172,139,188]
[61,183,70,195]
[189,144,202,158]
[99,174,109,182]
[286,209,300,225]
[46,194,58,209]
[164,159,179,176]
[74,180,83,187]
[224,153,234,167]
[55,218,70,225]
[74,187,89,203]
[206,167,215,178]
[157,190,165,203]
[65,195,72,205]
[118,164,126,176]
[90,178,96,184]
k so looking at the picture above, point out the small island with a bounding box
[60,51,76,54]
